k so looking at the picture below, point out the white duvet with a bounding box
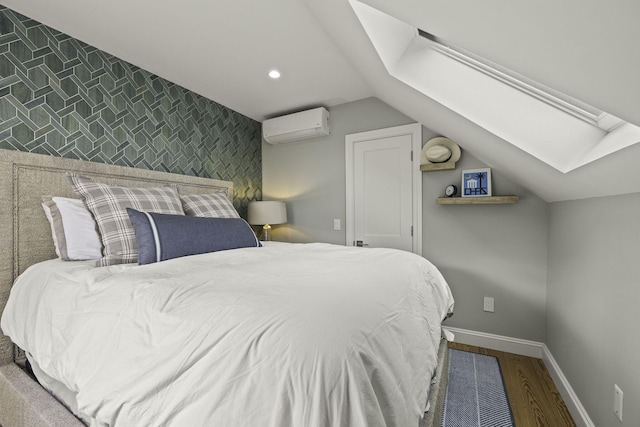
[1,242,454,427]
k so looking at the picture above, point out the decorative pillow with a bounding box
[126,209,261,265]
[67,174,184,266]
[41,196,102,260]
[180,192,239,218]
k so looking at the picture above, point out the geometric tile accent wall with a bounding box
[0,6,261,217]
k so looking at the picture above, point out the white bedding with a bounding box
[1,242,454,427]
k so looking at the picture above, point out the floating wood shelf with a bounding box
[420,161,456,172]
[436,195,520,205]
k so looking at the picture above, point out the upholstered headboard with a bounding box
[0,149,234,364]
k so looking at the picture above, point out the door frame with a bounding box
[345,123,422,256]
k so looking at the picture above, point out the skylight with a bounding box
[349,0,640,173]
[417,30,623,132]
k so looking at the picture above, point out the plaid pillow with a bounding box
[180,192,239,218]
[67,173,184,266]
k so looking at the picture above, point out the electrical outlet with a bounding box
[483,297,494,313]
[614,384,623,422]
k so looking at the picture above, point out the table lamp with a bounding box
[247,201,287,241]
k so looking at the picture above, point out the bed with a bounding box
[0,149,454,427]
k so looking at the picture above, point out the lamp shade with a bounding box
[247,201,287,225]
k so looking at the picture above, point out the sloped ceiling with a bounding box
[2,0,640,202]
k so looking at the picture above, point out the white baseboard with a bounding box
[443,327,595,427]
[541,345,596,427]
[444,326,544,358]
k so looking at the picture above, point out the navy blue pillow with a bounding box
[127,208,261,265]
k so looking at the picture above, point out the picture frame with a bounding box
[461,168,492,197]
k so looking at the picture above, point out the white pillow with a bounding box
[42,202,61,258]
[41,196,102,261]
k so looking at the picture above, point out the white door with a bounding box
[345,123,422,255]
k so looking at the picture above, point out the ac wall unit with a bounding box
[263,107,330,144]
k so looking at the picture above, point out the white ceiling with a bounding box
[3,0,640,202]
[0,0,371,121]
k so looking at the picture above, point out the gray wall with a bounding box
[421,150,548,342]
[262,97,416,244]
[263,97,549,342]
[547,193,640,427]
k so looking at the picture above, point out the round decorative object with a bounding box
[445,184,458,197]
[420,137,461,165]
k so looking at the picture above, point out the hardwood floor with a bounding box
[449,342,576,427]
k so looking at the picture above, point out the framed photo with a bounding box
[461,168,492,197]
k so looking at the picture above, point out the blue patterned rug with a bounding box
[441,349,515,427]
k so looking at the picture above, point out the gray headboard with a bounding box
[0,149,234,364]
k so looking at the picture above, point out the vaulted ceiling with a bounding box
[3,0,640,202]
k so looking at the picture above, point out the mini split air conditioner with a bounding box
[263,107,330,144]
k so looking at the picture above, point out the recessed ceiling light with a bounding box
[268,70,281,79]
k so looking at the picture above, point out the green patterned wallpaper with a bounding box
[0,6,261,217]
